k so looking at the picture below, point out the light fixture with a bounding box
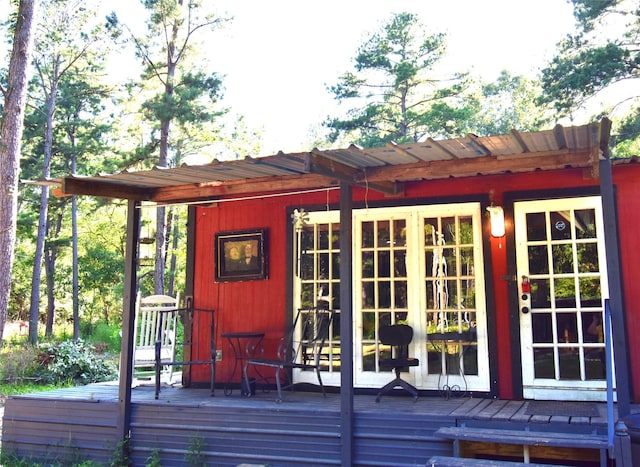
[486,205,505,237]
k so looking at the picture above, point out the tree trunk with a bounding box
[28,75,58,344]
[0,0,38,346]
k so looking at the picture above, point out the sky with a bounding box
[206,0,578,155]
[2,0,579,157]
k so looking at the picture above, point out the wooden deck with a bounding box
[1,381,619,466]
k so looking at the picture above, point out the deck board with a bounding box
[2,382,627,467]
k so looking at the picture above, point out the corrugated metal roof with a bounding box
[55,120,610,203]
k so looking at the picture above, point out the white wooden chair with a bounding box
[133,292,180,382]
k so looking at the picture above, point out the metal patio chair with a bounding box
[243,308,333,402]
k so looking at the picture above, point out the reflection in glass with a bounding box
[362,282,374,308]
[579,277,601,307]
[331,224,340,248]
[575,209,596,239]
[550,211,572,241]
[394,250,407,277]
[534,348,555,379]
[319,224,330,249]
[377,220,390,246]
[331,253,340,279]
[362,312,375,339]
[362,221,374,248]
[552,243,574,274]
[378,251,391,278]
[459,216,473,244]
[577,243,599,273]
[559,348,580,380]
[557,312,578,343]
[441,217,456,244]
[530,279,551,308]
[362,252,374,278]
[554,278,576,308]
[526,212,546,241]
[460,247,474,276]
[528,245,549,274]
[394,281,407,308]
[379,281,391,308]
[393,219,406,246]
[532,313,553,343]
[319,253,329,279]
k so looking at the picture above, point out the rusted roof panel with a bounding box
[52,121,609,202]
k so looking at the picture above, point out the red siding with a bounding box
[188,163,640,401]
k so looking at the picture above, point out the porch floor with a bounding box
[8,380,616,427]
[2,381,626,466]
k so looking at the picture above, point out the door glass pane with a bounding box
[531,279,551,308]
[394,250,407,277]
[377,220,390,246]
[557,312,578,343]
[580,277,601,306]
[393,219,406,246]
[575,209,597,239]
[526,212,546,241]
[528,245,549,274]
[362,251,374,278]
[554,278,576,308]
[550,211,572,240]
[362,221,374,248]
[552,244,574,274]
[577,243,599,273]
[559,348,580,380]
[377,251,391,277]
[534,348,555,378]
[532,313,553,343]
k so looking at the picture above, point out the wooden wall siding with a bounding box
[1,398,119,464]
[186,164,640,401]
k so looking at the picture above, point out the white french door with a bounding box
[352,204,490,392]
[515,196,611,400]
[293,204,491,392]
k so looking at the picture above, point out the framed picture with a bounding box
[215,229,267,282]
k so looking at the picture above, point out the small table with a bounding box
[221,331,265,395]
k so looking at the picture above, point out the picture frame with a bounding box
[215,229,268,282]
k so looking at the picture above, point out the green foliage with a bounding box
[36,339,117,385]
[185,434,205,467]
[145,449,162,467]
[325,12,473,146]
[540,0,640,148]
[0,344,42,384]
[82,321,122,353]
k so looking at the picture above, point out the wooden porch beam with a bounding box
[152,173,337,204]
[63,177,153,201]
[305,151,401,196]
[117,199,140,447]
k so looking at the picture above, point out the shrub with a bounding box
[37,339,117,385]
[0,344,41,383]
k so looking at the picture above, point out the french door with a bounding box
[293,204,491,392]
[351,204,490,392]
[515,197,611,400]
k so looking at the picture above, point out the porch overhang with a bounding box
[48,120,609,204]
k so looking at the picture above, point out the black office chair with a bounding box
[376,324,419,402]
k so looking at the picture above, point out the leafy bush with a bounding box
[36,339,117,385]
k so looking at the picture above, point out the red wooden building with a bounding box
[6,118,636,465]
